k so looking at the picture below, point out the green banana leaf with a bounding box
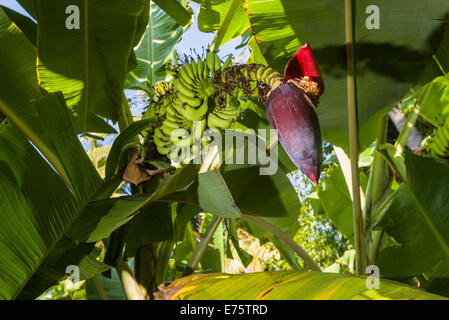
[245,0,449,151]
[0,9,59,175]
[0,93,198,299]
[0,5,36,44]
[86,272,126,300]
[415,76,449,127]
[376,152,449,297]
[0,93,107,299]
[126,0,192,92]
[153,0,192,27]
[154,271,445,300]
[197,0,250,47]
[34,0,147,133]
[318,159,368,242]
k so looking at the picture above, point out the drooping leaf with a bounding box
[35,0,147,133]
[0,94,154,299]
[0,9,61,176]
[0,119,108,299]
[155,271,445,300]
[197,170,242,218]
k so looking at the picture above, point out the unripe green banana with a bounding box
[214,54,221,73]
[208,112,233,130]
[206,51,216,75]
[154,128,172,155]
[184,62,197,83]
[190,60,200,82]
[176,99,209,121]
[197,59,205,81]
[177,92,203,107]
[178,67,196,89]
[174,78,196,98]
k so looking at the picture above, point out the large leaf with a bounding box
[318,162,368,242]
[246,0,449,150]
[0,9,61,177]
[0,94,158,299]
[376,153,449,296]
[0,5,36,44]
[126,0,191,92]
[86,272,126,300]
[155,271,445,300]
[198,0,250,47]
[153,0,192,26]
[0,95,107,299]
[35,0,147,132]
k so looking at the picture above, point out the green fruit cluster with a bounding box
[429,117,449,163]
[153,52,241,157]
[245,65,282,88]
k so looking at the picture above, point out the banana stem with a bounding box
[364,115,389,265]
[183,215,223,276]
[116,259,146,300]
[242,214,321,272]
[345,0,367,275]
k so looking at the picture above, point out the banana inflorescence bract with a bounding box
[266,43,324,184]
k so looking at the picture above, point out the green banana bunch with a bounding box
[207,99,241,131]
[429,117,449,163]
[174,97,209,121]
[175,59,215,103]
[154,103,192,155]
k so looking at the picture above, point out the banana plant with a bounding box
[2,0,449,301]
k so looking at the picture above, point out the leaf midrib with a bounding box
[406,185,449,259]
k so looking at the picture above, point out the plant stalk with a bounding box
[345,0,367,275]
[364,115,389,265]
[242,214,321,272]
[183,215,223,276]
[116,259,146,300]
[395,103,422,150]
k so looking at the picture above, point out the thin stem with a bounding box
[116,259,145,300]
[183,216,223,276]
[211,0,241,52]
[345,0,366,275]
[242,214,321,272]
[364,115,389,265]
[90,276,110,300]
[395,104,422,150]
